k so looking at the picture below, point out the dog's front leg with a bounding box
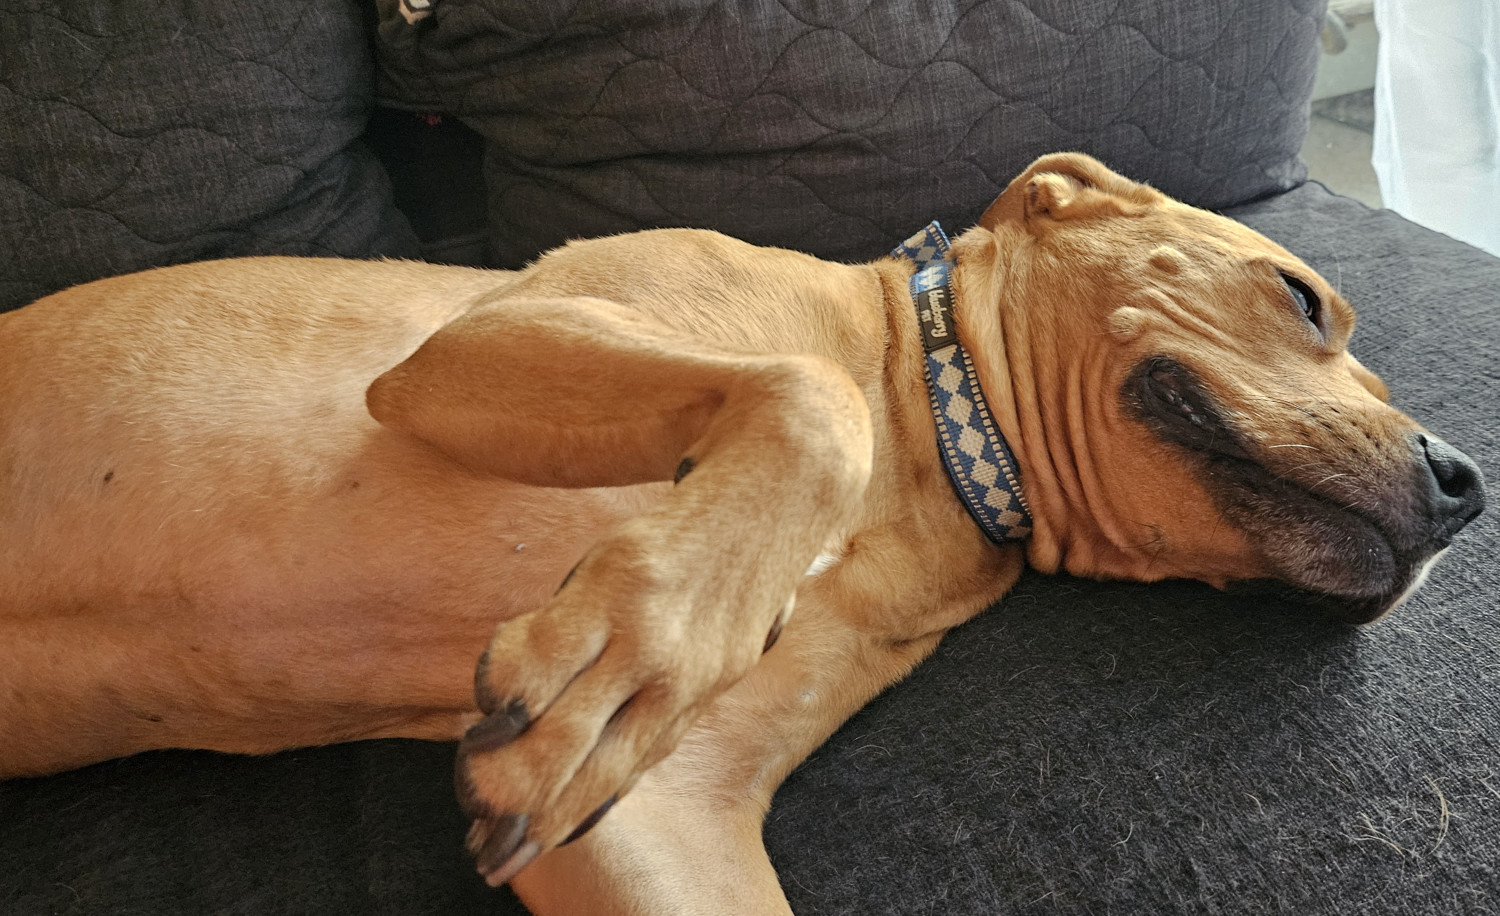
[509,597,947,915]
[366,295,874,885]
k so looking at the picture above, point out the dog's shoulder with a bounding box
[511,229,887,359]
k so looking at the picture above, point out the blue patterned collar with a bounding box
[892,222,1032,543]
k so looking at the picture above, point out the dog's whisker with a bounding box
[1284,461,1330,475]
[1312,473,1351,489]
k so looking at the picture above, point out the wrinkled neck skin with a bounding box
[948,226,1263,587]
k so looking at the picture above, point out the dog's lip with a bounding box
[1203,455,1453,623]
[1227,566,1433,625]
[1214,445,1435,597]
[1133,358,1252,461]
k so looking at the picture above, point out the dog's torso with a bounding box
[0,234,1014,775]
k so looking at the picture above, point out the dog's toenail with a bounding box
[465,819,486,849]
[674,456,695,483]
[484,839,541,887]
[460,699,530,755]
[473,812,530,874]
[474,648,500,715]
[763,616,785,653]
[561,794,618,846]
[556,560,580,594]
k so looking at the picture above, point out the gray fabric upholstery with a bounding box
[0,0,419,313]
[374,0,1323,268]
[3,183,1495,916]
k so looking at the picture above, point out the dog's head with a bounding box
[954,153,1485,623]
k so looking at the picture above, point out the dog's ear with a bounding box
[980,153,1161,229]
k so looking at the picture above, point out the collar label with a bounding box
[916,285,957,353]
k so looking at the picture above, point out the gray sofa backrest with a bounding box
[377,0,1325,267]
[0,0,418,313]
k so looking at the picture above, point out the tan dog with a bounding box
[0,154,1484,915]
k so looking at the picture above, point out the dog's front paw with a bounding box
[454,530,793,886]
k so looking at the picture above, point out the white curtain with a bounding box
[1372,0,1500,256]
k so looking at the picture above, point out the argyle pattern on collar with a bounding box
[893,222,1032,543]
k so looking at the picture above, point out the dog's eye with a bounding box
[1282,273,1321,332]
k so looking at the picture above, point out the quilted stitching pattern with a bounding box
[0,0,418,313]
[376,0,1323,269]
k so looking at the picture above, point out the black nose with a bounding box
[1418,433,1486,539]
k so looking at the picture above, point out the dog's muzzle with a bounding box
[1130,357,1485,624]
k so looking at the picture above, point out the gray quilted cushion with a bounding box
[375,0,1322,268]
[0,0,419,313]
